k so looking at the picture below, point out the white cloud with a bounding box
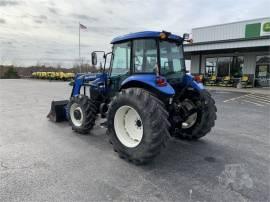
[0,0,269,67]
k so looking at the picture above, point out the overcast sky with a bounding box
[0,0,269,67]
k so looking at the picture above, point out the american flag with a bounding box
[79,23,87,29]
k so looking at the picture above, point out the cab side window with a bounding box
[111,42,131,76]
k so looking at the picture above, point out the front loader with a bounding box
[48,31,217,164]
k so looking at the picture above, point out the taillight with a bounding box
[156,76,167,86]
[194,75,202,83]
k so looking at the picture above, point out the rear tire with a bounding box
[172,89,217,140]
[107,88,170,165]
[67,95,97,134]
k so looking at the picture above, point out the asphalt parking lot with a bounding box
[0,79,269,202]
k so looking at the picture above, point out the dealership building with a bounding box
[184,17,270,87]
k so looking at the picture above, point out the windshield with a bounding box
[159,41,185,78]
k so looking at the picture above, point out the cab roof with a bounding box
[111,31,182,44]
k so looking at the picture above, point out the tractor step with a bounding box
[47,100,69,122]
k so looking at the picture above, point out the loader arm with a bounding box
[71,73,108,97]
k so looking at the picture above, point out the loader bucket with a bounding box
[47,100,69,122]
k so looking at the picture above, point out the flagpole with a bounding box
[79,22,81,73]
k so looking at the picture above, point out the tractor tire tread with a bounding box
[107,88,170,165]
[68,95,97,134]
[176,89,217,140]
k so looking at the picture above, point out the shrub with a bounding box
[3,67,20,79]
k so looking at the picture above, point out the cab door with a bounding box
[109,41,131,94]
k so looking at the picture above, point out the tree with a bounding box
[3,66,20,79]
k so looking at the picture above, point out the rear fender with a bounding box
[120,74,175,97]
[183,74,204,92]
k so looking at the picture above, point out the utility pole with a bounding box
[78,22,87,73]
[79,22,81,73]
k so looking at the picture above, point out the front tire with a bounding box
[107,88,170,164]
[67,95,97,134]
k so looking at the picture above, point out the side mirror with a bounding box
[183,33,190,40]
[91,52,97,66]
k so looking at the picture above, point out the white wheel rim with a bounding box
[70,103,83,127]
[114,105,143,148]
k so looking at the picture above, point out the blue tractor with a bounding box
[48,31,217,164]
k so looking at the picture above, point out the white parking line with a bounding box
[223,94,251,103]
[245,94,270,103]
[245,98,270,105]
[251,94,270,99]
[242,100,264,107]
[223,92,270,107]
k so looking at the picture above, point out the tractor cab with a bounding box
[92,31,190,97]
